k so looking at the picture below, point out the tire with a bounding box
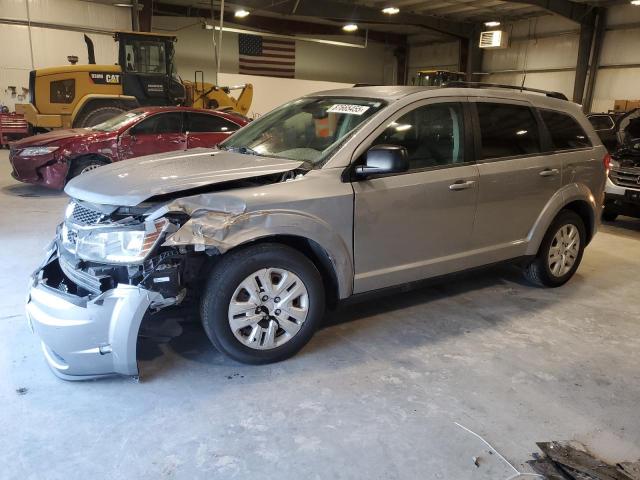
[68,156,109,180]
[201,243,325,364]
[602,209,618,222]
[74,105,126,128]
[523,210,586,288]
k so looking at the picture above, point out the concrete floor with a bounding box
[1,150,639,479]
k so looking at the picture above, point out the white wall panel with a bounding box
[0,0,27,20]
[27,0,130,30]
[218,73,351,117]
[29,28,118,67]
[600,29,640,66]
[483,35,579,72]
[592,68,640,113]
[0,24,32,70]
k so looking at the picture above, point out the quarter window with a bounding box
[130,112,182,135]
[186,113,239,133]
[588,114,614,131]
[372,103,465,170]
[50,79,75,104]
[476,103,541,159]
[541,110,592,150]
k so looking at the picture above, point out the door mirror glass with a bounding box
[355,145,409,178]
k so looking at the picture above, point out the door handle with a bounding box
[449,180,476,191]
[539,168,559,177]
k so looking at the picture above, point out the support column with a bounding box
[583,8,606,113]
[394,40,409,85]
[573,12,596,104]
[462,26,483,82]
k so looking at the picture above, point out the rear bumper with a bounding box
[604,176,640,216]
[25,246,163,380]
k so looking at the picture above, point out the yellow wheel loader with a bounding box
[16,32,253,129]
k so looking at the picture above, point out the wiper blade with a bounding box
[219,145,261,156]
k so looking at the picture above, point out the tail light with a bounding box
[603,153,612,172]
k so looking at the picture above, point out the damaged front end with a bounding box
[25,200,205,380]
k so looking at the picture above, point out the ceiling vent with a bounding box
[479,30,509,49]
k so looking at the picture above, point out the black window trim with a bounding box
[185,111,241,134]
[538,107,594,155]
[346,98,476,181]
[588,114,615,131]
[469,99,548,164]
[126,111,185,136]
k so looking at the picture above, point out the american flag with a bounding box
[238,34,295,78]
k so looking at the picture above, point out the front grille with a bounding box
[70,202,103,225]
[609,168,640,189]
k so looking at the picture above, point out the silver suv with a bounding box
[25,86,606,380]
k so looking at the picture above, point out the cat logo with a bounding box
[89,72,122,85]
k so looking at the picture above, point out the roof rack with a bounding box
[443,81,568,101]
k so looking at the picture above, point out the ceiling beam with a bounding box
[501,0,594,24]
[153,2,405,44]
[228,0,472,38]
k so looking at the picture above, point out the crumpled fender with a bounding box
[525,182,598,256]
[161,204,354,299]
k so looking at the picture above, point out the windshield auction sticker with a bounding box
[327,104,371,115]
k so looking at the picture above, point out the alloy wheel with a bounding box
[227,268,309,350]
[547,224,580,277]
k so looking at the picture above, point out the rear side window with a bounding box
[541,110,592,150]
[476,103,541,159]
[130,112,182,135]
[186,113,239,133]
[588,114,614,131]
[50,79,75,104]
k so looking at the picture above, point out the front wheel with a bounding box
[523,210,586,287]
[201,243,325,364]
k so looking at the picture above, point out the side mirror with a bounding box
[355,144,409,179]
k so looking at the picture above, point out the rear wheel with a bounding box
[524,210,586,287]
[201,243,325,364]
[74,105,126,128]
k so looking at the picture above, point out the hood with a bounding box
[617,108,640,146]
[65,148,303,206]
[12,128,111,148]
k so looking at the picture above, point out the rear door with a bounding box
[470,99,561,260]
[185,112,240,148]
[119,111,186,159]
[352,98,480,293]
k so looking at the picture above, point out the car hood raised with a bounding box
[65,148,304,206]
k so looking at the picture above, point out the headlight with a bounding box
[74,218,168,264]
[20,146,59,157]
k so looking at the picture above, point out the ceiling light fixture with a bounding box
[113,3,132,6]
[631,0,640,5]
[484,20,501,27]
[235,9,250,18]
[342,23,358,32]
[382,7,400,14]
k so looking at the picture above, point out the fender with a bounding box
[525,182,598,256]
[163,209,355,299]
[71,94,139,121]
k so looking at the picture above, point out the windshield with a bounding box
[219,97,386,165]
[91,111,146,132]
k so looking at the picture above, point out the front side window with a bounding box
[541,110,592,150]
[124,41,166,74]
[130,112,182,135]
[50,79,75,104]
[372,103,465,170]
[477,103,541,159]
[186,113,238,133]
[219,97,385,165]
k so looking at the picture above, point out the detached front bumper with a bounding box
[25,247,163,380]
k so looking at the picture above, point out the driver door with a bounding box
[352,99,479,293]
[119,111,186,159]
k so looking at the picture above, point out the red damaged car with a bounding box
[9,106,248,190]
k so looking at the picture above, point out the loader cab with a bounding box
[115,32,185,106]
[414,70,466,87]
